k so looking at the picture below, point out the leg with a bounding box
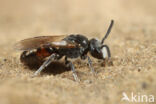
[33,53,59,77]
[87,56,96,75]
[65,57,80,82]
[101,45,111,59]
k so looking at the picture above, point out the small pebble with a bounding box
[83,80,92,84]
[142,82,148,89]
[3,58,7,62]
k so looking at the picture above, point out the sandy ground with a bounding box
[0,0,155,104]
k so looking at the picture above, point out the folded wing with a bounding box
[14,35,73,50]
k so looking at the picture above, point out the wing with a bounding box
[14,35,70,50]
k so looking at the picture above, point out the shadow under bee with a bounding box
[20,51,70,75]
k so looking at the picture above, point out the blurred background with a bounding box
[0,0,155,42]
[0,0,155,104]
[0,0,155,55]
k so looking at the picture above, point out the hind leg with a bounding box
[33,53,60,77]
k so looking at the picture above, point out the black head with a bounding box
[89,20,114,59]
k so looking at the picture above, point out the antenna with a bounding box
[101,20,114,44]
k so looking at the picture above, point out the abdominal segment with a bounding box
[20,48,53,67]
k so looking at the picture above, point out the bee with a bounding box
[14,20,114,81]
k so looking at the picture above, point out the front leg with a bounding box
[33,53,60,77]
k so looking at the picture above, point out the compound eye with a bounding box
[89,47,103,59]
[89,38,104,59]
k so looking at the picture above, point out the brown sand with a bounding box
[0,0,155,104]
